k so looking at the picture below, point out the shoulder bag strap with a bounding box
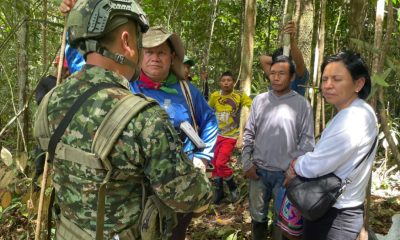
[345,136,378,184]
[179,80,199,133]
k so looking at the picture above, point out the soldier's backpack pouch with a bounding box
[140,195,177,240]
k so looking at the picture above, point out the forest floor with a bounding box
[0,156,399,240]
[185,190,400,240]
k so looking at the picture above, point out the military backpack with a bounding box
[34,83,177,240]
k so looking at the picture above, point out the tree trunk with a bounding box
[266,0,275,52]
[42,0,48,73]
[297,0,314,71]
[239,0,256,95]
[282,0,295,56]
[293,0,301,29]
[312,0,326,137]
[375,0,400,171]
[371,1,400,166]
[17,2,29,152]
[309,0,320,108]
[202,0,219,71]
[237,0,256,146]
[348,0,368,53]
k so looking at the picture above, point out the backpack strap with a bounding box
[179,80,199,133]
[92,93,155,162]
[48,83,119,161]
[92,93,156,240]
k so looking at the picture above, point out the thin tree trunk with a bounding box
[202,0,219,71]
[371,0,400,166]
[266,0,275,52]
[42,0,48,73]
[239,0,256,95]
[237,0,256,147]
[376,0,400,170]
[309,0,320,108]
[17,3,29,152]
[294,0,301,30]
[349,0,368,53]
[372,1,384,73]
[332,6,342,53]
[297,0,314,98]
[282,0,295,56]
[313,0,326,137]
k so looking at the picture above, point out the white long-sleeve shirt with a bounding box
[242,90,315,172]
[295,98,378,209]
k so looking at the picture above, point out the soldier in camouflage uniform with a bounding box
[34,0,212,239]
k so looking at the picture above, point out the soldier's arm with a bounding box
[139,105,212,213]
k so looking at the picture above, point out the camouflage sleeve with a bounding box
[139,105,212,213]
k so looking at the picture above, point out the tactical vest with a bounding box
[34,83,176,240]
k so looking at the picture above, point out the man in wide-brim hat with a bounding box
[130,26,219,240]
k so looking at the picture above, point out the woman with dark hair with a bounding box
[285,51,378,240]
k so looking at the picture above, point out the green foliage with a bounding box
[349,37,400,119]
[140,0,283,94]
[0,0,62,149]
[372,68,391,87]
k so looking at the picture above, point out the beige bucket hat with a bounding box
[142,26,185,79]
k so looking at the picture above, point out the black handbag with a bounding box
[286,137,377,221]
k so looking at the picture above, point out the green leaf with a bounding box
[372,68,392,87]
[225,231,239,240]
[217,226,235,236]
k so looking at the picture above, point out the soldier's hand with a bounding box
[60,0,77,15]
[244,165,259,180]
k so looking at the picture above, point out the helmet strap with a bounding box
[84,39,140,81]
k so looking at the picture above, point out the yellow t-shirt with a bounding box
[209,90,252,138]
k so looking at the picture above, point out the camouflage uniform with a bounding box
[34,64,212,238]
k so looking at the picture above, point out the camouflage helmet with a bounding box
[67,0,149,52]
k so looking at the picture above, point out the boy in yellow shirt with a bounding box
[209,71,252,204]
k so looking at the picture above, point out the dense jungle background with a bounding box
[0,0,399,239]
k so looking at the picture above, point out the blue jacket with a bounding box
[130,80,218,161]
